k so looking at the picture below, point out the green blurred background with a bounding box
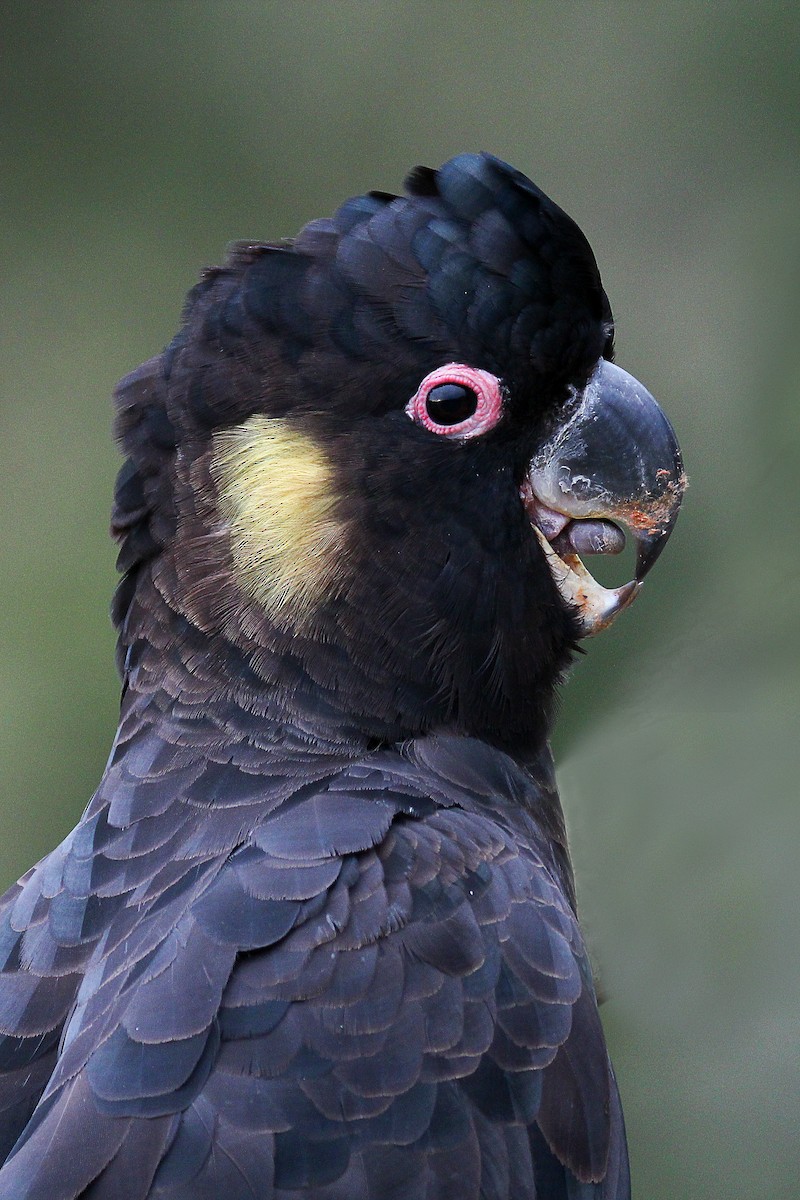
[1,3,798,1195]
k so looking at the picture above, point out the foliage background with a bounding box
[1,3,798,1195]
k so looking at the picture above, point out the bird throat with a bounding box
[212,416,348,625]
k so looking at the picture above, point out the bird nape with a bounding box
[0,153,684,1199]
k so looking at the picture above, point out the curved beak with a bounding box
[524,359,686,636]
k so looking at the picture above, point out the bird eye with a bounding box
[406,363,504,439]
[425,382,479,426]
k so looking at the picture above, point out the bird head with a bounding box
[111,153,684,753]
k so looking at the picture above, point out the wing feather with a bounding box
[0,732,628,1198]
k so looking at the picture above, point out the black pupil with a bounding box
[425,382,479,426]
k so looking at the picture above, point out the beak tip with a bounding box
[574,576,640,638]
[634,514,680,581]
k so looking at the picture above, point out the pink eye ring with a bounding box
[405,363,504,439]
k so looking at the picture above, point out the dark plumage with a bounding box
[0,153,683,1198]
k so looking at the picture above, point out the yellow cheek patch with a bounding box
[212,416,347,624]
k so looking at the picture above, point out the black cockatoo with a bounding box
[0,154,683,1199]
